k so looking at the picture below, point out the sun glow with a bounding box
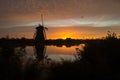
[46,27,83,39]
[58,33,74,39]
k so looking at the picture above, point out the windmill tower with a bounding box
[34,14,48,43]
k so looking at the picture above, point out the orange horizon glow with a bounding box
[1,26,119,39]
[45,27,106,39]
[45,27,83,39]
[51,32,80,39]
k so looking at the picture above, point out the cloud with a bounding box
[0,0,120,27]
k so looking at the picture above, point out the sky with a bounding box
[0,0,120,39]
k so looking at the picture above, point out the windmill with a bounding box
[34,14,48,62]
[34,14,48,43]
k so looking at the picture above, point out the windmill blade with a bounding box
[41,14,44,26]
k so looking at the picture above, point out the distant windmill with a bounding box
[34,14,48,43]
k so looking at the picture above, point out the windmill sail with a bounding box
[34,14,48,43]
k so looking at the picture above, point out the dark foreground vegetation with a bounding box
[0,31,120,80]
[51,32,120,80]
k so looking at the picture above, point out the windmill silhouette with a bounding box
[34,14,48,44]
[34,14,48,61]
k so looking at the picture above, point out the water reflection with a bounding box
[34,43,46,61]
[0,44,85,64]
[33,43,85,62]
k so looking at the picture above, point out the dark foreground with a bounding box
[0,35,120,80]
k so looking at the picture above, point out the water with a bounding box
[44,44,85,61]
[14,44,85,62]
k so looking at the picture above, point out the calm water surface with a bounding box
[15,44,85,62]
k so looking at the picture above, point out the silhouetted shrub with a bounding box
[106,31,118,40]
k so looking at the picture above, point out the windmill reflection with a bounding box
[34,43,46,61]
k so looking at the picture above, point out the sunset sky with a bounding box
[0,0,120,39]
